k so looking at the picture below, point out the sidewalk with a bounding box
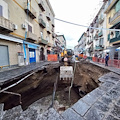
[0,61,54,86]
[90,61,120,75]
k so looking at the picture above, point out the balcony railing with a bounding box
[110,10,120,25]
[24,3,36,19]
[27,31,38,41]
[94,34,98,40]
[46,13,51,21]
[98,31,103,37]
[39,38,48,45]
[0,17,13,32]
[95,45,104,50]
[99,17,104,24]
[52,33,56,38]
[46,26,51,34]
[39,18,46,28]
[110,31,120,43]
[38,0,45,11]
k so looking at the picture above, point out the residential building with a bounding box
[56,34,66,50]
[78,32,86,54]
[53,36,62,55]
[93,3,107,58]
[74,45,79,56]
[0,0,55,68]
[104,0,120,59]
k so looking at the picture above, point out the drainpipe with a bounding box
[23,1,30,65]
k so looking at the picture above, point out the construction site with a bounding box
[1,58,120,120]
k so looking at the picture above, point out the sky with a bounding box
[49,0,103,49]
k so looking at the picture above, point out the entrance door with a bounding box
[29,48,36,63]
[0,45,9,66]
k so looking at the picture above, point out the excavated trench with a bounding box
[0,61,109,112]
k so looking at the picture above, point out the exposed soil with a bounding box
[0,60,109,112]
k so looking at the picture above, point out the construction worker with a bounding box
[64,55,68,66]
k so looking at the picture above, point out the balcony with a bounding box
[46,26,51,34]
[99,17,104,24]
[24,3,36,19]
[87,39,93,45]
[38,0,45,11]
[39,18,46,28]
[105,0,118,13]
[98,31,103,37]
[0,17,13,33]
[110,10,120,25]
[26,31,38,41]
[108,33,110,41]
[39,38,48,45]
[94,34,98,40]
[46,13,51,21]
[52,19,55,27]
[95,45,104,50]
[110,31,120,43]
[94,22,98,28]
[90,28,94,33]
[52,33,56,38]
[47,42,53,47]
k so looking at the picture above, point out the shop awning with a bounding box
[24,41,40,49]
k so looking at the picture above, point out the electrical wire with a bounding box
[55,18,120,32]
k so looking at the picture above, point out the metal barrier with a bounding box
[79,55,120,68]
[47,54,58,62]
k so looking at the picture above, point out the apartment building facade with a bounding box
[77,33,86,54]
[76,1,120,59]
[56,35,66,50]
[0,0,55,68]
[104,0,120,59]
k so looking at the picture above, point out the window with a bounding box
[109,17,110,23]
[28,24,32,32]
[0,5,3,17]
[41,32,43,38]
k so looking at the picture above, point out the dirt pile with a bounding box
[73,61,109,97]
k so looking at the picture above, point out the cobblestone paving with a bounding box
[0,62,52,86]
[90,61,120,75]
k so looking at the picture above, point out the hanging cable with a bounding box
[55,18,120,32]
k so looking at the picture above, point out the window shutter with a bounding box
[0,5,3,17]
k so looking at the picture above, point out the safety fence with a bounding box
[79,54,120,68]
[47,54,58,62]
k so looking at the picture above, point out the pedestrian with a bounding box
[105,53,109,66]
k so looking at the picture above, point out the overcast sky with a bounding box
[49,0,103,49]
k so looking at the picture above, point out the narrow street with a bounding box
[0,0,120,120]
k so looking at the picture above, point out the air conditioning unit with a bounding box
[13,24,18,30]
[21,24,26,29]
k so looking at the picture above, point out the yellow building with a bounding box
[0,0,55,68]
[104,0,120,59]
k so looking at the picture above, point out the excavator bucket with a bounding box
[60,66,74,81]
